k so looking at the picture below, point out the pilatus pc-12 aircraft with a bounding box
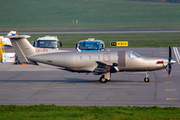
[8,34,176,83]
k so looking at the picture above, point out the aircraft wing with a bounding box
[93,61,118,75]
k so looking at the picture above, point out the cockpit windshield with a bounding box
[129,52,142,58]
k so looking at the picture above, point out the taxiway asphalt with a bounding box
[0,47,180,107]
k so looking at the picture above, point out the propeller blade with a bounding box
[164,67,167,73]
[168,64,171,76]
[169,46,172,62]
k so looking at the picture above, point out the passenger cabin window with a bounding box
[129,52,141,58]
[87,56,91,60]
[78,56,82,61]
[116,56,119,60]
[96,55,100,60]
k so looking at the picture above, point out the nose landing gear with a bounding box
[143,72,151,82]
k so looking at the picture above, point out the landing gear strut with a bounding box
[144,72,150,82]
[99,72,111,83]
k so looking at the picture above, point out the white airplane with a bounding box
[0,31,16,46]
[7,34,176,83]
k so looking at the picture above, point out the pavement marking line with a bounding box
[31,82,54,84]
[54,83,75,85]
[164,75,172,77]
[38,98,135,101]
[160,49,166,50]
[175,47,180,62]
[173,47,179,62]
[54,87,76,88]
[102,86,131,88]
[0,89,11,90]
[21,89,30,91]
[32,88,49,90]
[117,75,139,76]
[41,75,87,77]
[109,82,139,85]
[173,47,180,63]
[62,75,86,77]
[8,98,35,100]
[161,52,167,53]
[21,88,49,91]
[164,81,173,83]
[3,83,27,85]
[131,72,146,74]
[41,75,62,76]
[166,98,178,100]
[54,82,67,84]
[48,89,137,91]
[20,88,137,91]
[161,55,167,56]
[165,89,176,91]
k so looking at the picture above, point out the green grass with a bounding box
[1,32,179,47]
[0,105,180,120]
[0,0,180,31]
[21,33,180,48]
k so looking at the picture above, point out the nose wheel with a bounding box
[144,72,150,82]
[144,77,150,82]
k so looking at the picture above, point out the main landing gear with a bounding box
[99,72,110,83]
[99,72,151,83]
[144,72,151,82]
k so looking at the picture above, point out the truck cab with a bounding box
[31,36,62,50]
[76,38,105,52]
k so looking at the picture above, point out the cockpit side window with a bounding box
[134,52,141,57]
[129,53,138,58]
[129,52,141,58]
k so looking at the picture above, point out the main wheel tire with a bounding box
[99,75,107,83]
[144,77,150,82]
[106,79,111,82]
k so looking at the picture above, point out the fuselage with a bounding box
[27,50,168,73]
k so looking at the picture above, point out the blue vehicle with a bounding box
[76,38,105,51]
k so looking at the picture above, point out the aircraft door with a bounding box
[103,53,111,62]
[118,51,126,67]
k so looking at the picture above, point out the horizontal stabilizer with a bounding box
[7,31,16,36]
[7,35,30,39]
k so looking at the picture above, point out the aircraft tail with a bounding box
[7,31,17,36]
[7,35,36,63]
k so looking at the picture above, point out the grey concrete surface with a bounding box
[0,47,180,107]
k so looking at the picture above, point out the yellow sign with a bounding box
[110,41,128,47]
